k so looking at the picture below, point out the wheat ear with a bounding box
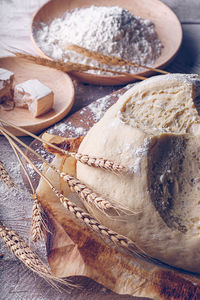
[0,127,152,261]
[10,50,146,80]
[0,126,120,213]
[0,123,135,215]
[66,44,169,75]
[9,49,93,72]
[30,193,44,242]
[0,222,75,287]
[51,187,148,258]
[0,222,50,276]
[0,119,126,175]
[7,134,45,243]
[73,152,125,173]
[0,160,15,188]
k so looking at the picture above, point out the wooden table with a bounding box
[0,0,200,299]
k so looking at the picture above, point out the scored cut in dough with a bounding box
[76,73,200,273]
[119,73,200,135]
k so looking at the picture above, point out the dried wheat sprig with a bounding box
[0,222,74,287]
[6,134,45,243]
[0,124,136,215]
[54,171,112,210]
[73,152,125,173]
[9,49,92,72]
[30,193,44,242]
[0,159,15,188]
[0,127,151,261]
[0,119,126,175]
[10,50,146,80]
[0,126,120,213]
[51,186,148,258]
[39,162,134,216]
[66,44,169,75]
[0,222,49,275]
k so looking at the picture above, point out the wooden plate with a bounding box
[31,0,182,86]
[0,57,75,136]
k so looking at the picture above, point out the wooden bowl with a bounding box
[0,57,75,136]
[31,0,183,86]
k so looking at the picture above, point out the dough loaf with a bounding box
[77,73,200,273]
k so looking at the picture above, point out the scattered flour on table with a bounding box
[86,94,112,122]
[81,87,129,122]
[48,122,88,137]
[48,85,131,137]
[34,5,163,74]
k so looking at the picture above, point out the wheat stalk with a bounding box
[55,172,112,210]
[0,132,76,288]
[1,119,126,175]
[0,125,114,211]
[0,222,50,276]
[74,152,124,173]
[10,50,146,80]
[0,160,15,188]
[6,134,45,243]
[12,51,92,72]
[65,44,169,75]
[0,126,152,261]
[51,186,147,257]
[0,221,74,287]
[30,193,45,243]
[0,125,123,213]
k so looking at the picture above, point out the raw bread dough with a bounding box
[76,73,200,273]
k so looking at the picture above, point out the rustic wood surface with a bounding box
[0,0,200,299]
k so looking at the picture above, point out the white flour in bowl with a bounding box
[34,6,163,74]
